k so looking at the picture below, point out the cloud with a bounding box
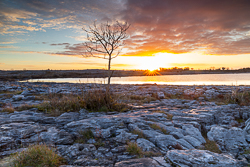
[0,0,124,35]
[1,0,250,56]
[50,43,70,46]
[0,41,16,44]
[170,63,220,67]
[53,62,104,66]
[0,45,16,49]
[121,0,250,55]
[112,64,133,67]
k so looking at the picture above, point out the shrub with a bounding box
[149,123,168,135]
[11,144,66,167]
[224,89,250,106]
[75,129,94,144]
[166,113,173,120]
[126,142,161,158]
[37,94,85,116]
[1,107,15,113]
[131,130,146,139]
[126,142,143,157]
[16,104,35,111]
[203,138,221,153]
[83,89,130,112]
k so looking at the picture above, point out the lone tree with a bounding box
[83,21,130,91]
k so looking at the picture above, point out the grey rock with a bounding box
[183,135,202,148]
[105,151,113,159]
[97,147,109,153]
[152,157,171,167]
[111,146,126,153]
[136,138,157,152]
[170,132,184,139]
[55,112,80,125]
[39,127,74,145]
[116,155,136,162]
[165,149,240,167]
[12,95,24,101]
[157,92,165,99]
[244,117,250,134]
[64,119,101,132]
[182,124,206,143]
[74,158,99,166]
[207,126,248,153]
[115,157,168,167]
[177,138,195,149]
[0,148,26,158]
[141,130,162,143]
[155,134,177,151]
[115,131,138,144]
[0,136,14,151]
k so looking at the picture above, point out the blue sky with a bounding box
[1,0,250,70]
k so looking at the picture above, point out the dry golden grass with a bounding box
[149,123,168,135]
[126,142,161,158]
[11,144,67,167]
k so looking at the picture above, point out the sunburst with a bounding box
[143,70,160,76]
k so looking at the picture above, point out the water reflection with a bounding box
[24,73,250,85]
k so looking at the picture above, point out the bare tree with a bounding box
[83,21,130,91]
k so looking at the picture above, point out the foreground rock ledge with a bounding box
[165,149,240,167]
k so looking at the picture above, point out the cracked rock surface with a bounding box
[1,82,250,166]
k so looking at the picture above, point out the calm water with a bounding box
[25,73,250,85]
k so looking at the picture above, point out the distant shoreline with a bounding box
[1,69,250,81]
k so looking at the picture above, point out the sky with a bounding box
[0,0,250,70]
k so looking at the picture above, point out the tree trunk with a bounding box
[107,55,112,93]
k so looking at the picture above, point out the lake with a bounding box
[25,73,250,85]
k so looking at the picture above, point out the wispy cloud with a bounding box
[0,45,17,49]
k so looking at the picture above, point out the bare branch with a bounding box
[82,21,130,87]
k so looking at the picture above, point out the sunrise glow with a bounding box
[0,0,250,70]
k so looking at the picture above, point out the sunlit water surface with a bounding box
[25,73,250,85]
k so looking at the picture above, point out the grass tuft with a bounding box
[126,142,161,158]
[166,113,173,120]
[126,142,143,157]
[75,129,94,144]
[16,104,36,111]
[11,144,67,167]
[203,138,221,153]
[37,94,85,116]
[131,130,146,139]
[149,123,169,135]
[1,107,15,113]
[83,89,130,112]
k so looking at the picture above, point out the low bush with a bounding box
[83,89,130,112]
[11,144,66,167]
[126,142,161,158]
[16,104,35,111]
[166,113,173,120]
[1,107,15,113]
[126,142,143,157]
[203,138,221,153]
[131,130,146,139]
[37,94,85,116]
[149,123,168,135]
[224,89,250,106]
[75,129,94,144]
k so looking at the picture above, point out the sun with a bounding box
[136,53,170,71]
[143,70,160,76]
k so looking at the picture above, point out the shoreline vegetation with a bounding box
[1,68,250,81]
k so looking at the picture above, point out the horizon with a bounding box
[1,0,250,70]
